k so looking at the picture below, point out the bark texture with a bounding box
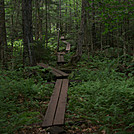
[70,0,87,64]
[0,0,7,66]
[22,0,34,66]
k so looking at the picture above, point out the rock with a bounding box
[47,126,66,134]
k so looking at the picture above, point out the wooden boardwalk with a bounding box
[62,40,71,52]
[38,36,71,129]
[42,79,69,128]
[37,63,68,78]
[66,43,71,52]
[57,52,66,64]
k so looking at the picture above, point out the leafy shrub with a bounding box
[33,41,53,63]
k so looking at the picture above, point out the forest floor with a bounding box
[0,53,134,134]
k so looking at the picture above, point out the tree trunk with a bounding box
[70,0,87,64]
[57,0,61,52]
[65,1,68,33]
[91,0,96,52]
[59,0,61,31]
[0,0,7,67]
[45,0,48,47]
[22,0,34,66]
[35,0,40,40]
[69,0,72,31]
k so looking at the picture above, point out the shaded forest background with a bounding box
[0,0,134,67]
[0,0,134,134]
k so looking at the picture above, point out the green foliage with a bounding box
[33,41,55,63]
[6,39,57,69]
[88,0,134,35]
[7,40,23,69]
[67,56,134,133]
[0,68,54,133]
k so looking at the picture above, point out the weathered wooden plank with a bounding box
[42,79,63,128]
[52,70,63,77]
[53,79,69,125]
[60,55,64,62]
[62,40,68,44]
[51,67,68,78]
[57,54,61,63]
[37,63,49,68]
[57,52,66,55]
[62,40,71,51]
[66,43,70,51]
[37,63,63,78]
[60,36,65,40]
[57,54,66,64]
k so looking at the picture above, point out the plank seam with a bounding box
[52,79,63,125]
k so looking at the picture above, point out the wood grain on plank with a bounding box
[37,63,49,68]
[57,52,66,55]
[53,79,69,125]
[57,54,61,63]
[42,79,62,128]
[66,43,70,51]
[37,63,65,78]
[52,67,68,77]
[62,40,68,44]
[60,36,65,40]
[60,55,64,62]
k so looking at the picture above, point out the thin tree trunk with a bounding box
[70,0,87,64]
[91,0,96,52]
[45,0,48,47]
[74,0,79,47]
[11,12,14,69]
[57,0,61,52]
[69,0,72,31]
[35,0,40,40]
[0,0,7,67]
[65,1,68,33]
[22,0,34,66]
[48,1,51,34]
[59,0,61,31]
[39,0,43,40]
[100,24,103,52]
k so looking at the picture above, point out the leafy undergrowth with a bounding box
[66,55,134,134]
[0,54,133,134]
[0,67,54,134]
